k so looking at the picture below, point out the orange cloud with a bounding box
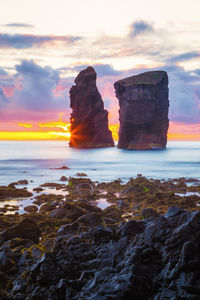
[18,123,32,128]
[38,121,71,132]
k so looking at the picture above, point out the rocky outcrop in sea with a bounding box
[114,71,169,149]
[69,66,114,148]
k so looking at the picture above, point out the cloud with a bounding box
[0,33,81,49]
[1,61,200,126]
[0,60,70,122]
[4,23,35,28]
[14,60,62,110]
[72,64,122,77]
[60,63,200,125]
[0,67,7,75]
[0,88,7,103]
[168,51,200,63]
[166,66,200,123]
[95,64,200,124]
[129,21,154,37]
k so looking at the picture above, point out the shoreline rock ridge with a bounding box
[114,70,169,150]
[2,207,200,299]
[69,66,114,148]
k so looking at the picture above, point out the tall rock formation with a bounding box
[69,66,114,148]
[114,71,169,150]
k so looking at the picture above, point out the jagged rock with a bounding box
[69,66,114,148]
[114,70,169,149]
[142,207,160,219]
[0,218,41,245]
[24,205,38,213]
[3,207,200,300]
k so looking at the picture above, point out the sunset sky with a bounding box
[0,0,200,140]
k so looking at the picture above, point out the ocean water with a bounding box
[0,141,200,187]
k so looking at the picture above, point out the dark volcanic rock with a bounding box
[0,218,41,245]
[2,207,200,300]
[114,70,169,149]
[69,66,114,148]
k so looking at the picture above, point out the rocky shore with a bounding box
[0,175,200,299]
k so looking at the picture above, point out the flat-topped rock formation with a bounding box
[69,66,114,148]
[114,71,169,149]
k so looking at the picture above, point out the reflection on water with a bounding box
[0,187,69,214]
[175,192,200,197]
[40,188,69,196]
[95,198,111,210]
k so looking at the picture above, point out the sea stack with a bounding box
[114,71,169,150]
[69,66,114,148]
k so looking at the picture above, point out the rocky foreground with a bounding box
[0,176,200,299]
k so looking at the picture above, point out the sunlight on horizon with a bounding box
[1,122,200,141]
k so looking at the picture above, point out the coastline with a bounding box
[0,175,200,298]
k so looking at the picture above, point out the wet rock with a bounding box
[69,66,114,148]
[76,199,102,214]
[91,226,113,244]
[144,216,167,247]
[0,185,33,200]
[15,180,28,185]
[142,207,160,219]
[39,202,57,212]
[114,70,169,149]
[75,182,94,195]
[120,219,144,237]
[57,223,79,236]
[51,202,87,221]
[51,166,70,170]
[33,187,43,193]
[34,193,64,206]
[40,182,66,189]
[24,205,38,213]
[75,212,104,227]
[1,177,200,300]
[164,206,186,219]
[103,205,122,222]
[76,172,87,177]
[59,176,68,181]
[0,218,41,245]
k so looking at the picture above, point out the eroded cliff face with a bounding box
[69,66,114,148]
[114,71,169,149]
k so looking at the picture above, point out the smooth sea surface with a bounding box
[0,141,200,188]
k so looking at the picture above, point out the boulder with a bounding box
[24,205,38,213]
[114,70,169,149]
[0,218,41,245]
[59,176,68,181]
[142,208,160,219]
[69,66,114,148]
[75,212,104,227]
[50,202,86,221]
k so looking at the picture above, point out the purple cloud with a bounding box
[0,61,200,125]
[69,64,122,77]
[4,23,35,28]
[0,33,81,49]
[130,21,154,37]
[13,60,64,111]
[168,51,200,63]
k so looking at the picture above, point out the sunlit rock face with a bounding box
[114,71,169,150]
[69,66,114,148]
